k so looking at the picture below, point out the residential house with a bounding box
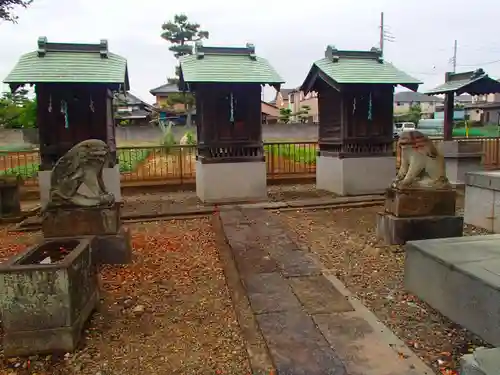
[394,91,443,115]
[114,92,154,126]
[149,83,186,112]
[466,93,500,124]
[261,101,280,124]
[271,87,319,122]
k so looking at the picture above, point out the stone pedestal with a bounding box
[196,160,267,203]
[440,140,483,186]
[464,170,500,232]
[0,237,98,356]
[316,155,396,195]
[39,165,122,209]
[42,203,132,264]
[376,188,463,245]
[0,176,21,217]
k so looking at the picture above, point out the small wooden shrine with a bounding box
[4,37,129,170]
[426,69,500,140]
[301,46,421,158]
[178,42,284,202]
[179,42,283,163]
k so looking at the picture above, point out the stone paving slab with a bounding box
[256,310,347,375]
[244,273,302,314]
[219,208,433,375]
[288,276,354,314]
[314,311,423,375]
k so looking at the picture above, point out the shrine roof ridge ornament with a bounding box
[37,37,109,58]
[194,41,257,60]
[325,45,384,64]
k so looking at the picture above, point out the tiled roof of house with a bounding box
[179,42,284,84]
[302,45,421,93]
[149,83,180,95]
[394,91,443,103]
[4,37,129,89]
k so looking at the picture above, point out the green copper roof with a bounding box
[302,46,421,92]
[425,69,500,95]
[179,43,284,84]
[4,37,129,88]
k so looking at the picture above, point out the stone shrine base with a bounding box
[376,187,462,245]
[405,235,500,347]
[42,203,132,264]
[196,160,267,203]
[316,155,395,195]
[38,165,122,209]
[376,213,463,245]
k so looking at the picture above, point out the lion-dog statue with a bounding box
[392,130,451,190]
[47,139,115,208]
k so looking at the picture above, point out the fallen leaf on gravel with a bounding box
[0,219,250,375]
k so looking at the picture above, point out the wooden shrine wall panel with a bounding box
[318,86,342,141]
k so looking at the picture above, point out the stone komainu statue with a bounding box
[393,130,451,190]
[47,139,115,208]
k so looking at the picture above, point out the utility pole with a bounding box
[379,12,384,56]
[379,12,395,56]
[452,39,457,73]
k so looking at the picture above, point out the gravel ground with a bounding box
[279,206,491,375]
[0,219,250,375]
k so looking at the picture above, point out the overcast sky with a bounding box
[1,0,499,104]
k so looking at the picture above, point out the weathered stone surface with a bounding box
[405,235,500,346]
[384,187,456,217]
[376,212,463,245]
[460,347,500,375]
[47,139,115,208]
[223,224,279,276]
[244,273,302,314]
[288,276,353,314]
[0,238,99,356]
[42,203,121,238]
[0,177,21,217]
[91,227,132,265]
[256,310,347,375]
[314,311,424,375]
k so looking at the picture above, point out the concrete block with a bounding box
[464,171,500,232]
[404,235,500,346]
[196,160,267,203]
[460,347,500,375]
[376,212,463,245]
[316,155,396,196]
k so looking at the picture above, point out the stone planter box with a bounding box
[0,237,99,356]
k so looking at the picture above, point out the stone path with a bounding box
[218,208,433,375]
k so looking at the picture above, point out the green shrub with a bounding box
[118,149,151,172]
